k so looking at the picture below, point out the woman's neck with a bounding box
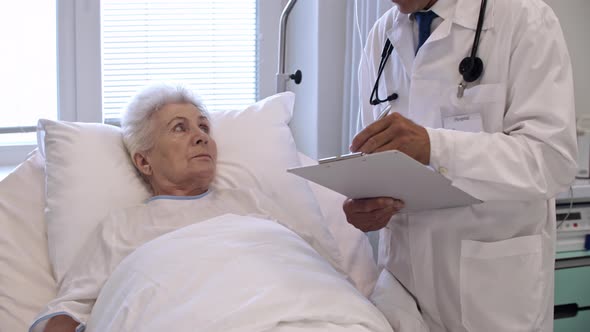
[151,183,209,197]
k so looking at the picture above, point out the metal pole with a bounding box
[276,0,299,93]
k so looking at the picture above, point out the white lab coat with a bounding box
[359,0,578,331]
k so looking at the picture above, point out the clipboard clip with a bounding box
[318,152,363,164]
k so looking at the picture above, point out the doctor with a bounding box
[343,0,578,331]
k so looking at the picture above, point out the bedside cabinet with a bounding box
[554,251,590,331]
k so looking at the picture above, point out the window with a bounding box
[101,0,258,123]
[0,1,57,146]
[0,0,280,166]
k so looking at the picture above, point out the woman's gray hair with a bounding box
[121,82,209,158]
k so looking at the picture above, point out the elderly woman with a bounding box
[31,84,392,332]
[31,84,284,332]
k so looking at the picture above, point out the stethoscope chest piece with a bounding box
[459,56,484,83]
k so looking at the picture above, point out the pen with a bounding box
[350,105,393,157]
[332,105,392,162]
[376,104,392,121]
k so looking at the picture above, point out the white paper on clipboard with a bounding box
[287,150,481,213]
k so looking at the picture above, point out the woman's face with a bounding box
[134,103,217,196]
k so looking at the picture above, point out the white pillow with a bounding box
[0,150,57,332]
[209,93,339,263]
[39,92,341,285]
[38,120,152,283]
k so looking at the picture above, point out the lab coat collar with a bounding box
[386,0,493,73]
[390,0,495,33]
[387,0,455,71]
[453,0,494,31]
[421,0,454,45]
[389,11,415,75]
[387,0,456,58]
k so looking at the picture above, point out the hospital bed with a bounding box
[0,92,427,332]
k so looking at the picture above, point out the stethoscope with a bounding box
[370,0,488,106]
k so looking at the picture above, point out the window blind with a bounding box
[101,0,257,123]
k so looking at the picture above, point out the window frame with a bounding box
[0,0,283,166]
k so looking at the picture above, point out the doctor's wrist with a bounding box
[416,126,431,165]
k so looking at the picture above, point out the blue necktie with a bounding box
[415,11,438,54]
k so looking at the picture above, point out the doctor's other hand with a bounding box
[343,197,404,232]
[350,112,431,165]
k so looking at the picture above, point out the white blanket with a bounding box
[85,214,393,332]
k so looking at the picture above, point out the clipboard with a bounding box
[288,150,481,213]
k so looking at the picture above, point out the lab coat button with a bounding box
[438,167,448,175]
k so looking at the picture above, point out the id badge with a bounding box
[442,113,483,133]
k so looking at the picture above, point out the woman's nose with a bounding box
[194,132,208,145]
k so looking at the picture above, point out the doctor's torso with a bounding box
[359,0,577,331]
[361,0,512,131]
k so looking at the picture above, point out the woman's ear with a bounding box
[133,152,153,176]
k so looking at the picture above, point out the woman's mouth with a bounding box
[191,153,212,160]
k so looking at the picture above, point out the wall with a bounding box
[284,0,347,159]
[544,0,590,117]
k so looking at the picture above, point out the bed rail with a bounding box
[276,0,302,93]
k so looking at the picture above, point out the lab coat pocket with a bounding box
[459,234,543,332]
[440,83,506,133]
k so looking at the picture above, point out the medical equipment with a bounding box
[369,0,488,106]
[556,185,590,258]
[554,183,590,330]
[556,181,590,252]
[576,116,590,178]
[457,0,487,83]
[369,39,398,105]
[556,203,590,252]
[554,191,590,331]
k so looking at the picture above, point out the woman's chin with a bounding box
[187,168,215,184]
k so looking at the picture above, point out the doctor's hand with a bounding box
[350,112,431,165]
[343,197,404,232]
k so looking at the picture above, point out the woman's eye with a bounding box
[199,124,210,133]
[173,123,185,132]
